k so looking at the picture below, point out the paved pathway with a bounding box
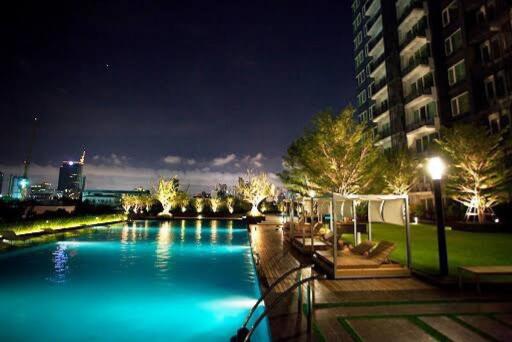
[249,223,512,341]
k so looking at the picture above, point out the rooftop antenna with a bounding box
[80,150,86,164]
[23,116,39,179]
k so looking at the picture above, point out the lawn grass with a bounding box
[345,223,512,276]
[0,214,127,236]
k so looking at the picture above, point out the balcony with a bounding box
[401,54,429,81]
[365,0,381,19]
[372,78,387,95]
[370,54,386,74]
[372,102,389,119]
[406,116,435,132]
[398,0,425,27]
[366,14,382,39]
[404,83,434,109]
[399,19,428,55]
[367,31,383,52]
[376,127,392,140]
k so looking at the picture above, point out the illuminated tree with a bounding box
[194,197,205,213]
[154,176,180,216]
[141,194,155,212]
[121,194,133,214]
[176,191,190,213]
[209,196,222,213]
[436,124,510,223]
[236,171,276,216]
[226,196,236,214]
[280,106,381,196]
[382,149,420,195]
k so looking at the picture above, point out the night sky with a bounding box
[1,1,355,191]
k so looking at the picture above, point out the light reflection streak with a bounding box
[155,222,172,279]
[195,220,202,242]
[211,220,218,244]
[51,242,69,284]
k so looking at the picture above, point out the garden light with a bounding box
[426,157,446,180]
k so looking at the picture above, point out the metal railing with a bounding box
[233,264,321,342]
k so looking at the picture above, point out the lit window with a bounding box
[447,59,466,86]
[445,29,463,56]
[450,92,470,116]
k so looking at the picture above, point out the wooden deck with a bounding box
[249,222,512,341]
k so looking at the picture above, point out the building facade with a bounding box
[351,0,512,210]
[57,161,86,200]
[82,189,150,208]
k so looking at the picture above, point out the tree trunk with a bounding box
[478,206,485,224]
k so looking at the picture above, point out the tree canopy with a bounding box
[280,106,381,196]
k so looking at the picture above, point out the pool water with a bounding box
[0,220,270,341]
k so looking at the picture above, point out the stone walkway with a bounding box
[249,223,512,341]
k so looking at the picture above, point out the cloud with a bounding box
[186,159,196,165]
[241,153,265,168]
[163,155,182,165]
[92,153,128,166]
[0,162,281,195]
[211,153,237,167]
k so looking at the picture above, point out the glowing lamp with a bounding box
[426,157,446,180]
[68,161,74,166]
[19,179,29,189]
[307,190,316,198]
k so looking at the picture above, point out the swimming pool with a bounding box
[0,220,270,341]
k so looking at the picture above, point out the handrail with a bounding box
[242,263,313,328]
[243,274,324,342]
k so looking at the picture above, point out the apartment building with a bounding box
[352,0,512,212]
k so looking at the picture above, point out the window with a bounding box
[442,1,459,27]
[355,51,364,68]
[353,13,362,32]
[445,29,463,56]
[367,84,373,98]
[448,59,466,86]
[496,71,507,98]
[450,92,470,116]
[480,40,491,63]
[484,75,496,102]
[357,90,367,106]
[354,32,363,50]
[489,114,500,134]
[356,70,366,86]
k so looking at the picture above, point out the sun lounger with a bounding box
[317,241,395,266]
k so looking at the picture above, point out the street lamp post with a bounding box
[427,157,448,276]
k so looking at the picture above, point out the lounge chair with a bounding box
[316,240,396,269]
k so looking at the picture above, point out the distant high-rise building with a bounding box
[30,182,58,201]
[8,175,29,200]
[58,156,86,200]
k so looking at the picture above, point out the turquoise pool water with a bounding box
[0,220,270,341]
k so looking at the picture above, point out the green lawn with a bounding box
[346,223,512,276]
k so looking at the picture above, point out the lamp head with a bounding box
[427,157,446,180]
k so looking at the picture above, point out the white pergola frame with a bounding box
[287,193,412,272]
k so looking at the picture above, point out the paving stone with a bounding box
[458,315,512,341]
[348,318,435,342]
[316,317,354,341]
[419,316,487,342]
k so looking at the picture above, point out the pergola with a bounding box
[286,193,412,279]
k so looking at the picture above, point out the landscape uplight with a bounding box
[426,157,446,180]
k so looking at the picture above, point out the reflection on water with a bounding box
[180,220,186,242]
[155,222,172,280]
[195,220,202,242]
[211,220,218,244]
[50,242,69,284]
